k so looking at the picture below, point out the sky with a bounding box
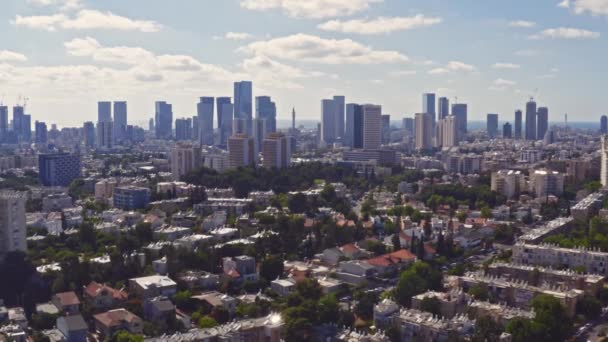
[1,0,607,127]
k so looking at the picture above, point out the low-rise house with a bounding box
[94,309,143,338]
[56,314,88,342]
[373,299,400,329]
[143,297,176,324]
[52,292,81,315]
[271,278,296,297]
[223,255,258,282]
[83,282,128,310]
[129,275,178,299]
[366,249,417,274]
[177,271,219,290]
[192,292,237,316]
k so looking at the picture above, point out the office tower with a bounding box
[113,101,127,143]
[602,116,608,134]
[175,118,193,141]
[537,107,549,141]
[171,143,202,180]
[0,106,7,142]
[256,96,277,133]
[543,129,556,145]
[97,101,112,122]
[440,115,458,148]
[292,108,296,130]
[345,104,364,149]
[21,114,31,142]
[234,81,253,135]
[0,191,27,260]
[503,122,512,139]
[155,101,173,140]
[252,118,268,154]
[452,103,468,139]
[149,118,154,132]
[197,97,214,146]
[525,99,537,140]
[38,153,81,187]
[262,132,291,169]
[83,122,95,147]
[192,116,199,141]
[381,114,391,144]
[321,99,336,145]
[363,104,382,150]
[438,97,450,120]
[96,121,113,149]
[219,101,234,147]
[12,106,24,140]
[113,186,151,210]
[514,110,523,139]
[217,97,231,129]
[333,95,345,140]
[602,135,608,187]
[487,114,499,138]
[415,113,433,150]
[402,118,414,135]
[228,133,257,168]
[422,93,436,125]
[233,118,247,135]
[35,121,47,144]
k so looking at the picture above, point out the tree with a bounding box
[288,193,308,214]
[506,318,535,342]
[576,295,602,320]
[391,233,401,251]
[480,207,493,219]
[419,297,441,316]
[113,331,144,342]
[197,316,218,328]
[468,284,489,301]
[259,255,284,282]
[473,316,502,342]
[317,294,339,323]
[531,294,572,342]
[172,290,195,312]
[394,262,441,307]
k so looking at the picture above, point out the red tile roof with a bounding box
[84,282,128,301]
[94,309,141,328]
[366,249,416,267]
[54,292,81,306]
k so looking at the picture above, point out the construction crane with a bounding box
[23,97,29,110]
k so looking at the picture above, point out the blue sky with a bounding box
[1,0,607,127]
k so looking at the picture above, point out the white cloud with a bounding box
[241,33,408,64]
[27,0,82,11]
[428,68,449,75]
[0,50,28,62]
[514,49,541,56]
[492,62,520,69]
[318,15,442,35]
[214,32,253,41]
[390,70,417,77]
[494,78,516,86]
[529,27,600,39]
[559,0,608,16]
[508,20,536,28]
[240,0,383,19]
[14,9,162,32]
[428,61,475,75]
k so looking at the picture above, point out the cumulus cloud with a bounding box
[240,0,383,19]
[559,0,608,16]
[529,27,600,39]
[241,33,408,64]
[390,70,417,77]
[428,61,475,75]
[492,62,521,69]
[494,78,516,86]
[213,32,253,41]
[27,0,82,11]
[0,50,28,62]
[318,15,442,35]
[13,9,162,32]
[508,20,536,28]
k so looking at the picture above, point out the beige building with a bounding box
[513,242,608,276]
[491,170,526,199]
[95,179,117,201]
[170,143,201,181]
[228,133,257,168]
[439,115,458,148]
[602,135,608,187]
[415,113,433,150]
[363,104,382,150]
[262,132,291,169]
[0,191,27,260]
[530,169,564,199]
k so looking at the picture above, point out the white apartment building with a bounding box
[513,242,608,276]
[491,170,526,199]
[0,191,27,260]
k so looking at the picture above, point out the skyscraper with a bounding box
[537,107,549,141]
[38,153,81,187]
[601,115,608,134]
[192,115,199,141]
[35,121,47,144]
[21,114,31,142]
[363,104,382,150]
[12,106,24,140]
[228,133,257,168]
[155,101,173,140]
[402,118,414,135]
[175,118,193,141]
[381,114,391,144]
[217,97,232,129]
[440,115,458,148]
[333,95,345,140]
[97,101,112,122]
[292,108,296,130]
[452,103,468,139]
[321,99,336,145]
[487,114,499,138]
[171,143,201,181]
[256,96,277,133]
[218,100,234,147]
[503,122,512,139]
[197,97,214,146]
[113,101,127,143]
[83,121,95,147]
[96,121,114,149]
[0,106,7,142]
[422,93,436,125]
[514,110,523,139]
[0,191,27,260]
[525,99,537,141]
[262,132,291,169]
[345,103,364,149]
[415,113,433,150]
[234,81,253,135]
[438,97,450,120]
[252,118,268,154]
[602,135,608,187]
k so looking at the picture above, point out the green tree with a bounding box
[317,294,339,323]
[419,297,441,316]
[259,255,284,282]
[473,316,502,342]
[531,294,572,342]
[197,316,218,328]
[288,193,308,214]
[576,295,602,320]
[469,284,489,301]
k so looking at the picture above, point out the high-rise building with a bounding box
[218,101,234,147]
[525,99,537,140]
[321,99,336,145]
[0,106,7,142]
[440,115,458,148]
[83,122,95,147]
[35,121,47,144]
[96,121,113,149]
[452,104,468,139]
[233,119,247,135]
[256,96,277,133]
[113,101,127,143]
[197,97,214,146]
[503,122,512,139]
[149,118,155,132]
[381,114,391,144]
[438,97,450,120]
[252,118,268,154]
[422,93,436,126]
[514,110,523,139]
[487,114,499,138]
[38,153,81,187]
[170,143,201,180]
[363,104,382,150]
[192,115,199,141]
[234,81,253,135]
[345,104,364,148]
[21,114,31,142]
[262,132,291,169]
[601,115,608,134]
[537,107,549,141]
[217,97,232,129]
[98,101,112,122]
[292,108,296,130]
[228,133,257,168]
[12,106,24,141]
[602,135,608,187]
[333,95,345,140]
[175,118,193,141]
[415,113,433,150]
[0,191,27,260]
[155,101,173,140]
[402,118,414,135]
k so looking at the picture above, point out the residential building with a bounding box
[228,133,257,168]
[175,118,192,141]
[56,315,88,342]
[129,275,178,299]
[530,169,564,198]
[415,113,433,150]
[52,291,81,315]
[381,114,390,144]
[440,115,458,148]
[83,121,95,147]
[602,135,608,187]
[513,243,608,276]
[223,255,257,281]
[94,309,143,338]
[170,144,201,180]
[197,97,214,146]
[491,170,526,199]
[38,153,81,187]
[503,122,512,139]
[0,191,27,260]
[113,186,151,210]
[34,121,47,144]
[83,281,128,310]
[262,132,291,169]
